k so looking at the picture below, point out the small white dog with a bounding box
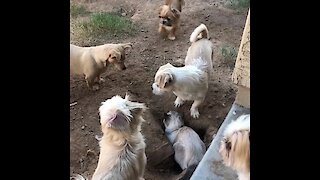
[91,94,147,180]
[219,114,250,180]
[163,111,206,179]
[70,43,132,90]
[152,24,214,118]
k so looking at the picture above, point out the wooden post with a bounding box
[232,9,250,108]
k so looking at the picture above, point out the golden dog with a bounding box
[70,43,132,90]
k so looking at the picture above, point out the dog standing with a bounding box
[70,43,132,90]
[92,94,147,180]
[163,111,206,179]
[152,24,214,118]
[219,114,250,180]
[158,0,185,40]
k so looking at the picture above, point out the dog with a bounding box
[152,24,214,118]
[158,0,185,40]
[91,94,147,180]
[70,43,132,90]
[219,114,250,180]
[163,111,206,179]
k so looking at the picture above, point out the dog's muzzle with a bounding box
[152,83,164,95]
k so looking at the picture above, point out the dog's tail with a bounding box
[177,164,198,180]
[190,24,209,43]
[70,174,87,180]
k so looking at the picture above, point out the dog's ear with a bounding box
[163,119,168,128]
[171,8,180,18]
[159,73,173,88]
[124,93,130,101]
[159,5,164,15]
[121,43,132,50]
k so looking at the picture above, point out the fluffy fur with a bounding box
[219,114,250,180]
[91,94,147,180]
[163,111,206,178]
[158,0,185,40]
[152,24,214,118]
[70,43,132,90]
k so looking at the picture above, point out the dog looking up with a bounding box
[163,111,206,179]
[158,0,185,40]
[70,43,132,90]
[219,114,250,180]
[91,94,147,180]
[152,24,214,118]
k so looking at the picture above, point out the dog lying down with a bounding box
[71,94,147,180]
[219,114,250,180]
[70,43,132,90]
[163,111,206,179]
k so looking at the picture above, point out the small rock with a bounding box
[121,13,127,16]
[164,50,169,52]
[81,116,84,119]
[85,144,88,147]
[81,126,85,130]
[141,29,145,32]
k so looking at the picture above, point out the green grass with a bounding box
[225,0,250,9]
[77,12,137,37]
[70,3,89,18]
[221,45,238,67]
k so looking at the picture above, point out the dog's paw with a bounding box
[190,108,200,118]
[99,77,105,83]
[168,35,176,40]
[95,135,102,141]
[174,97,184,107]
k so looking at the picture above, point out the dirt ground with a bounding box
[70,0,248,179]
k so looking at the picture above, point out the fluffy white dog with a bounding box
[92,94,147,180]
[152,24,214,118]
[219,114,250,180]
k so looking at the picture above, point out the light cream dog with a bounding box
[219,114,250,180]
[70,43,132,90]
[92,94,147,180]
[163,111,206,179]
[152,24,214,118]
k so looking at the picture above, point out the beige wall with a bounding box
[232,10,250,108]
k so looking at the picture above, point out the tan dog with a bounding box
[92,94,147,180]
[158,0,185,40]
[219,114,250,180]
[70,43,132,90]
[152,24,214,118]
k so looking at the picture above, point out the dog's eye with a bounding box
[226,141,231,151]
[167,17,171,21]
[159,16,162,18]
